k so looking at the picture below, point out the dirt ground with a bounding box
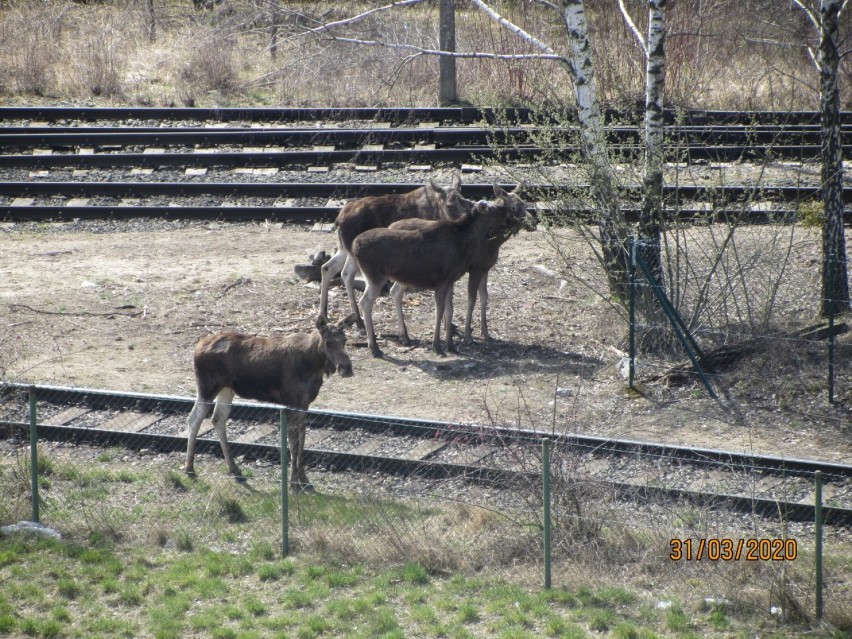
[1,219,850,464]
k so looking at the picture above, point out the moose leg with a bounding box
[389,282,411,346]
[209,387,242,478]
[465,270,486,344]
[432,282,451,356]
[319,247,347,319]
[185,393,214,476]
[478,272,490,340]
[287,410,312,491]
[341,255,366,330]
[444,283,457,353]
[360,278,386,358]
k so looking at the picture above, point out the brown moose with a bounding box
[351,185,534,357]
[319,175,470,328]
[185,314,356,491]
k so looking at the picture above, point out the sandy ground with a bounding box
[0,219,850,464]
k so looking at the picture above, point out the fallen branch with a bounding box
[9,304,145,318]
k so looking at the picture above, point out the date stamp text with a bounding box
[669,538,797,562]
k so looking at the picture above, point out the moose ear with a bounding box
[512,181,527,196]
[493,184,508,198]
[451,171,462,192]
[428,178,441,192]
[316,315,329,329]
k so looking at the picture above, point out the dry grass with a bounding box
[0,0,840,109]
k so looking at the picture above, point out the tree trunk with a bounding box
[818,0,850,317]
[439,0,457,105]
[560,0,629,299]
[144,0,155,43]
[639,0,666,287]
[269,0,281,59]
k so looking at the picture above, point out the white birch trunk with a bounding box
[560,0,628,297]
[818,0,850,315]
[640,0,666,285]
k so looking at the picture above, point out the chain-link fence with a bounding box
[1,383,848,628]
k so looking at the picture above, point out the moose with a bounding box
[319,175,471,328]
[388,184,535,346]
[185,314,356,491]
[351,185,534,357]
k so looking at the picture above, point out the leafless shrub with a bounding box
[71,34,126,98]
[0,6,64,96]
[178,31,242,95]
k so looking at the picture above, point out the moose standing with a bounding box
[185,314,356,491]
[351,185,533,357]
[319,175,471,328]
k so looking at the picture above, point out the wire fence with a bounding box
[0,384,848,627]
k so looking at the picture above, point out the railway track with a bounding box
[0,180,845,223]
[3,105,851,126]
[3,106,848,223]
[2,382,850,526]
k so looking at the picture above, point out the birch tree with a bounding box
[559,0,629,298]
[794,0,851,316]
[297,0,631,299]
[619,0,667,288]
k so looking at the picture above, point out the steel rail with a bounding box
[1,418,847,525]
[1,382,850,525]
[5,124,845,135]
[0,205,814,224]
[2,105,851,126]
[3,382,849,480]
[0,180,843,202]
[0,145,831,170]
[2,126,850,150]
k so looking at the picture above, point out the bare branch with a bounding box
[305,0,430,35]
[468,0,560,57]
[617,0,647,54]
[791,0,821,32]
[806,44,820,70]
[529,0,561,10]
[325,35,567,63]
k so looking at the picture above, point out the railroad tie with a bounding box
[100,411,162,433]
[451,444,496,466]
[43,406,91,426]
[348,438,384,455]
[234,425,278,444]
[303,428,335,449]
[400,439,448,461]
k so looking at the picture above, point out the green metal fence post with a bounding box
[28,387,39,524]
[280,409,289,558]
[828,255,836,404]
[543,438,551,590]
[628,238,636,390]
[815,471,823,622]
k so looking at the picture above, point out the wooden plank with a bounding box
[303,428,335,449]
[101,411,161,433]
[234,425,278,444]
[453,444,496,465]
[401,439,448,461]
[43,406,91,426]
[195,424,214,438]
[349,438,384,455]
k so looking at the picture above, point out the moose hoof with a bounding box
[184,468,197,479]
[369,345,384,358]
